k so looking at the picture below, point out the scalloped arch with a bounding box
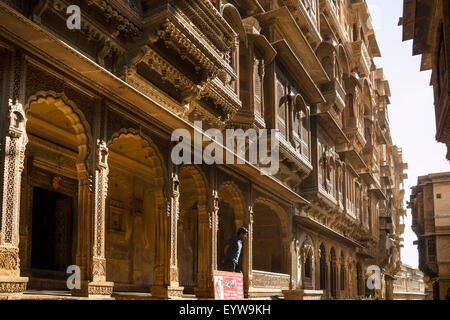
[26,90,92,167]
[179,165,208,207]
[218,180,246,220]
[107,128,166,184]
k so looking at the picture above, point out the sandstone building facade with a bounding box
[393,263,426,300]
[409,172,450,300]
[0,0,406,299]
[401,0,450,160]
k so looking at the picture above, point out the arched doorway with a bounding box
[105,130,164,291]
[21,91,90,289]
[252,199,288,274]
[177,165,207,292]
[301,239,314,289]
[217,182,244,271]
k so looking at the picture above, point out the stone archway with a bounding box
[105,129,166,291]
[300,238,315,290]
[252,198,289,274]
[177,165,208,292]
[19,91,92,289]
[217,181,245,271]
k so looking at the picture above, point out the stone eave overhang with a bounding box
[247,33,277,64]
[272,39,325,104]
[311,111,349,145]
[0,2,309,206]
[256,6,330,85]
[295,215,364,248]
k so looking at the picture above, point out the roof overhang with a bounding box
[247,33,277,64]
[311,112,349,144]
[256,6,329,84]
[338,149,367,171]
[295,215,363,248]
[272,40,325,104]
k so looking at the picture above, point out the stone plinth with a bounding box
[0,276,29,300]
[151,285,184,299]
[282,289,304,300]
[71,280,114,298]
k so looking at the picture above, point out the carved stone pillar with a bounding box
[282,238,305,300]
[0,100,29,298]
[243,206,253,297]
[72,140,113,297]
[194,191,218,298]
[334,263,342,299]
[151,171,183,299]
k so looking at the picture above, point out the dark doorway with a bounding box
[218,202,236,271]
[31,187,73,272]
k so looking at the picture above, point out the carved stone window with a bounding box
[254,57,264,116]
[276,78,288,138]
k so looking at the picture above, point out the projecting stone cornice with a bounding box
[256,6,330,85]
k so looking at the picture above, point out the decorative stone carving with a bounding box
[0,100,29,296]
[252,270,290,289]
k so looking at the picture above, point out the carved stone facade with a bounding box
[0,0,405,299]
[401,0,450,160]
[409,172,450,300]
[393,263,427,300]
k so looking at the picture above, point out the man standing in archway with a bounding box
[223,227,248,273]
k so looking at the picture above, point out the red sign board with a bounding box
[212,270,244,300]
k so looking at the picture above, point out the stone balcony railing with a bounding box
[252,270,291,289]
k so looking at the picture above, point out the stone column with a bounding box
[325,256,330,299]
[0,100,29,298]
[194,190,218,298]
[243,205,254,298]
[336,263,341,299]
[282,239,305,300]
[72,140,113,297]
[151,170,183,299]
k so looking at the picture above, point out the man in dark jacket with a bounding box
[223,227,248,273]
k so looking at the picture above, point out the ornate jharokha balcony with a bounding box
[131,0,241,125]
[352,40,371,77]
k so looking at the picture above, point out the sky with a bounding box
[366,0,450,268]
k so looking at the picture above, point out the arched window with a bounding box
[319,244,327,290]
[305,254,312,278]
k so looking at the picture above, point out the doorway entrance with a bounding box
[31,187,74,275]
